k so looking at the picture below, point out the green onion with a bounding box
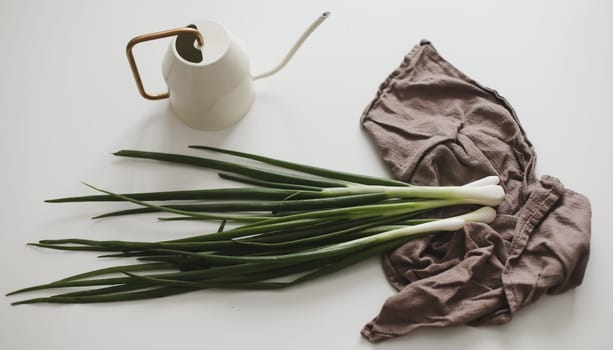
[188,144,409,186]
[7,146,504,305]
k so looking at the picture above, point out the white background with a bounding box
[1,0,611,349]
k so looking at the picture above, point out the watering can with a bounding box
[126,12,330,130]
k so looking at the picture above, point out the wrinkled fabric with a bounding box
[360,40,591,342]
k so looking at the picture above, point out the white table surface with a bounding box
[1,0,611,349]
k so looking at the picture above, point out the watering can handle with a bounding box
[126,27,205,100]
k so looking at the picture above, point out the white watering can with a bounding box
[126,12,330,130]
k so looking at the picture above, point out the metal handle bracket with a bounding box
[126,27,204,100]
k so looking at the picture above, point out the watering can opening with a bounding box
[175,24,203,63]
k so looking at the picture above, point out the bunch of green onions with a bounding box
[7,146,504,305]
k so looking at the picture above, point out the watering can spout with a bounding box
[252,11,330,81]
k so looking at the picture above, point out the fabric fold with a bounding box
[360,40,591,342]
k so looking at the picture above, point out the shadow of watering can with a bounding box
[126,12,330,130]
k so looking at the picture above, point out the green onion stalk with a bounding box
[7,146,505,305]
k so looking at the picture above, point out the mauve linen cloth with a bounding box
[360,40,591,342]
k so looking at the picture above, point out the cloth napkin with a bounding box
[360,40,591,342]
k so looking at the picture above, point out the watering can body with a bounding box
[161,20,255,130]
